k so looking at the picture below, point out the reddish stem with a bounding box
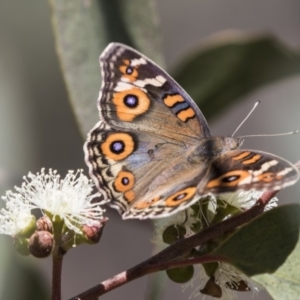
[52,252,63,300]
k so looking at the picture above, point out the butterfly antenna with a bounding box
[232,101,260,137]
[239,130,298,139]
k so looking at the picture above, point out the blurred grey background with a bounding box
[0,0,300,299]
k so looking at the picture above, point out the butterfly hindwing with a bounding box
[199,149,299,194]
[85,120,193,217]
[121,149,299,219]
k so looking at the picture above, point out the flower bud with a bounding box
[29,231,53,258]
[81,217,108,244]
[36,216,53,232]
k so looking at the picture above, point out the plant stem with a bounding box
[51,215,65,300]
[52,252,64,300]
[68,190,276,300]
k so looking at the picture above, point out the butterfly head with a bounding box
[225,136,244,149]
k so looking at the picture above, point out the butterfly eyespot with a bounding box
[119,60,138,80]
[124,94,139,108]
[112,89,150,121]
[114,170,135,202]
[174,193,186,200]
[165,187,197,207]
[110,140,125,154]
[222,175,240,183]
[101,132,135,161]
[206,170,250,189]
[122,177,129,185]
[125,66,134,74]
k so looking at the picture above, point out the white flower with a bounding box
[183,263,259,300]
[210,190,278,213]
[0,192,34,236]
[3,169,107,234]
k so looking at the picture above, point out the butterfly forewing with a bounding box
[98,43,211,141]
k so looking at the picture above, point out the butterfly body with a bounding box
[84,43,299,219]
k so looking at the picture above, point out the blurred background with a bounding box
[0,0,300,299]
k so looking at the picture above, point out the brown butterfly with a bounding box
[84,43,299,219]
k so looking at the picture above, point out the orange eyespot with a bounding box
[206,170,250,188]
[112,88,150,122]
[100,133,135,161]
[114,170,135,192]
[165,187,197,207]
[119,59,139,81]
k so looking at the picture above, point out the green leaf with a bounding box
[211,204,300,276]
[162,225,186,244]
[254,236,300,300]
[49,0,163,136]
[173,33,300,119]
[166,265,194,283]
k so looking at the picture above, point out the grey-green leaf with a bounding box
[172,33,300,119]
[211,204,300,276]
[49,0,163,136]
[254,236,300,300]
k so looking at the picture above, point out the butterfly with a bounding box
[84,43,299,219]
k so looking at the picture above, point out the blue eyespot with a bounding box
[174,193,186,201]
[110,141,125,154]
[122,177,129,185]
[124,94,138,108]
[222,175,240,182]
[126,66,134,74]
